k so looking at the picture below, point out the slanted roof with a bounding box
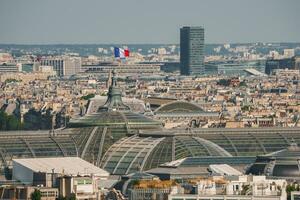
[209,164,242,176]
[13,157,109,177]
[263,142,300,158]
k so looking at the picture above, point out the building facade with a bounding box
[40,56,81,76]
[82,63,161,76]
[0,63,22,73]
[265,57,295,75]
[168,175,287,200]
[180,26,205,75]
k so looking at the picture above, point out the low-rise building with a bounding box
[168,175,287,200]
[12,157,109,186]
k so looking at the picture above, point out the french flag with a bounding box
[114,47,129,58]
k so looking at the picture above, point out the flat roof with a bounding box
[13,157,109,177]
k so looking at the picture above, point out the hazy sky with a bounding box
[0,0,299,44]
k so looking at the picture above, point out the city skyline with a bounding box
[0,0,300,44]
[1,1,300,199]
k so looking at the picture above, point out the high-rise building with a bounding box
[40,56,82,76]
[180,26,205,75]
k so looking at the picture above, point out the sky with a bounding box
[0,0,299,44]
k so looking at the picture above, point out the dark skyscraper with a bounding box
[180,26,205,75]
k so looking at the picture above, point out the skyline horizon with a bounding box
[1,41,300,46]
[1,0,299,44]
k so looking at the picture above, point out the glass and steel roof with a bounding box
[154,101,204,113]
[100,127,300,175]
[161,156,256,168]
[0,127,300,177]
[100,135,232,175]
[246,142,300,179]
[68,111,161,128]
[0,126,129,177]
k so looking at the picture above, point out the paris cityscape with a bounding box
[0,0,300,200]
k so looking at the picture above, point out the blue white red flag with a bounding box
[114,47,130,58]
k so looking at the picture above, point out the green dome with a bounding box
[69,70,161,129]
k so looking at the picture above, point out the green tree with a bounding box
[217,79,230,86]
[4,78,20,84]
[239,81,247,87]
[0,111,7,130]
[31,189,41,200]
[57,195,67,200]
[23,108,53,130]
[7,114,21,130]
[0,111,22,131]
[286,183,299,200]
[69,193,76,200]
[80,93,95,100]
[23,109,41,130]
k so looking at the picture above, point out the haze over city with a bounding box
[2,1,300,200]
[0,0,300,44]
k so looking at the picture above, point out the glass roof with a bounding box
[0,127,300,177]
[100,135,233,175]
[69,111,161,128]
[154,101,204,113]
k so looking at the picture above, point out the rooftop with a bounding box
[13,157,109,177]
[69,70,162,128]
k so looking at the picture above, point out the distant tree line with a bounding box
[0,108,68,131]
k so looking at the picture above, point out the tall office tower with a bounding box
[180,26,205,75]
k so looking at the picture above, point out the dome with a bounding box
[246,142,300,179]
[99,127,300,176]
[68,70,161,129]
[66,71,162,166]
[100,133,232,175]
[154,101,204,113]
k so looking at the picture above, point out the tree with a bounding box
[286,183,300,200]
[239,81,247,87]
[217,79,230,86]
[7,114,22,130]
[23,108,53,130]
[80,93,95,100]
[57,195,67,200]
[0,111,22,130]
[31,189,41,200]
[69,193,76,200]
[0,111,7,130]
[4,78,20,84]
